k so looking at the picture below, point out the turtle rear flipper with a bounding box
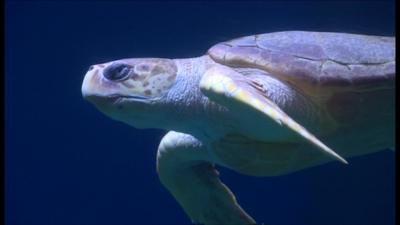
[200,65,348,164]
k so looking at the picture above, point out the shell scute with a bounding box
[256,31,327,60]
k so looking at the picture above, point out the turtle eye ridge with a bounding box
[103,63,132,81]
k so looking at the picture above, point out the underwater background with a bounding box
[5,1,395,225]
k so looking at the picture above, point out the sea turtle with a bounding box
[81,31,395,225]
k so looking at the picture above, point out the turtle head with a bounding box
[82,58,178,128]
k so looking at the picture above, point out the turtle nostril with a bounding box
[103,63,131,81]
[88,65,94,71]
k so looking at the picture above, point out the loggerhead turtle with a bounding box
[81,31,395,225]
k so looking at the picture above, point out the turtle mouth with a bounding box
[107,94,151,104]
[84,94,150,105]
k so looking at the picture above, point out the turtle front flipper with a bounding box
[157,131,256,225]
[200,65,348,164]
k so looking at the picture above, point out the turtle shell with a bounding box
[207,31,395,126]
[208,31,395,90]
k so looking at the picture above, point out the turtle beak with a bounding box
[81,65,98,100]
[81,64,113,100]
[82,64,125,112]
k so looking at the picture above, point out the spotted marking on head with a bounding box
[144,89,152,96]
[142,81,150,87]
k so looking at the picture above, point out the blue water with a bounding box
[5,1,395,225]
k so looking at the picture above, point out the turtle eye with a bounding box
[103,63,132,81]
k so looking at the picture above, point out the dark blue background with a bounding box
[5,1,395,225]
